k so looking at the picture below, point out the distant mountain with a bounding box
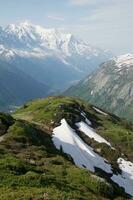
[0,21,112,91]
[0,59,49,111]
[65,53,133,122]
[0,96,133,199]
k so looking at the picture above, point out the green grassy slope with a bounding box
[14,96,133,162]
[0,96,133,199]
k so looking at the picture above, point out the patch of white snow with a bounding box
[112,158,133,196]
[81,112,92,126]
[52,119,112,173]
[93,107,108,116]
[76,121,111,146]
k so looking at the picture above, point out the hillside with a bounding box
[0,59,49,111]
[0,96,133,199]
[65,54,133,122]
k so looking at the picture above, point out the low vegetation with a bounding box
[0,96,132,199]
[14,96,133,161]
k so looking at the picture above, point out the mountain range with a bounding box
[65,53,133,122]
[0,21,112,89]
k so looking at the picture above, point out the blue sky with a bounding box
[0,0,133,54]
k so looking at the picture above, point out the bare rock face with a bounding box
[65,54,133,122]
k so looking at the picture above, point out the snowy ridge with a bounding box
[0,21,112,91]
[0,45,47,59]
[0,21,112,65]
[52,117,133,196]
[2,21,109,57]
[113,53,133,69]
[0,45,15,59]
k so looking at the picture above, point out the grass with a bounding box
[0,148,126,200]
[14,96,133,162]
[0,107,128,199]
[14,96,87,127]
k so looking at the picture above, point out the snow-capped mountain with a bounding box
[0,21,112,91]
[65,53,133,122]
[113,53,133,70]
[0,21,110,57]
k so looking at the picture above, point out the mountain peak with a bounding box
[19,20,32,27]
[5,21,36,35]
[65,52,133,122]
[1,21,112,58]
[114,53,133,69]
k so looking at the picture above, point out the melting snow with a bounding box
[112,158,133,196]
[118,158,133,179]
[52,119,112,173]
[81,112,92,126]
[93,107,108,116]
[52,118,133,196]
[76,121,111,146]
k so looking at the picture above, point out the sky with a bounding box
[0,0,133,54]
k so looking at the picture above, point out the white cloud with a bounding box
[63,0,133,54]
[47,15,64,21]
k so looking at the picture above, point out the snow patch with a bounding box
[81,112,92,126]
[91,90,93,95]
[93,107,108,116]
[52,119,133,196]
[111,158,133,196]
[76,121,111,146]
[118,158,133,179]
[52,119,112,173]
